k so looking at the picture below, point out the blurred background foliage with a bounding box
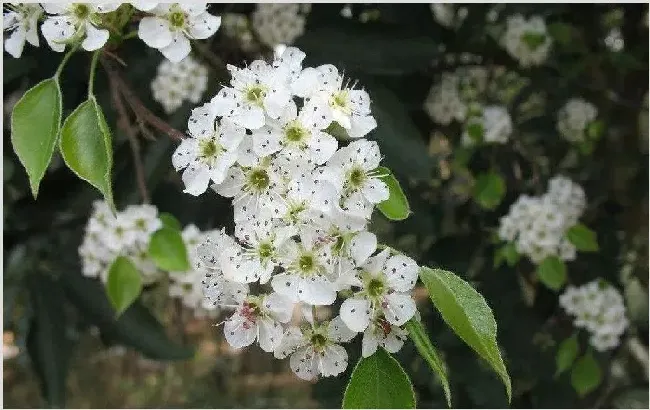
[3,3,649,408]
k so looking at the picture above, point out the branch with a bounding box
[101,55,187,141]
[109,73,150,204]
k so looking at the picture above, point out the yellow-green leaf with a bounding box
[159,212,182,231]
[555,334,579,377]
[537,256,567,291]
[106,256,143,317]
[571,352,602,397]
[343,348,416,409]
[566,223,599,252]
[376,166,410,221]
[473,171,506,210]
[59,97,114,209]
[420,267,511,402]
[148,227,190,272]
[10,78,62,197]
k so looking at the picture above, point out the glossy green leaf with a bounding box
[522,32,547,50]
[571,352,602,397]
[405,318,451,407]
[159,212,182,231]
[376,166,410,221]
[537,256,567,291]
[26,273,73,407]
[420,267,511,402]
[586,120,605,141]
[473,171,506,210]
[566,223,599,252]
[343,348,416,409]
[555,334,579,377]
[106,256,143,317]
[494,242,520,269]
[148,227,190,272]
[59,97,114,209]
[467,122,484,143]
[61,271,194,360]
[10,78,62,197]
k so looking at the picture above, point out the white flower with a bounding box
[340,249,418,332]
[557,98,598,143]
[462,105,512,146]
[172,103,246,196]
[251,3,310,48]
[274,316,356,380]
[361,316,408,357]
[223,292,294,352]
[293,64,377,139]
[41,3,117,52]
[3,3,42,58]
[424,74,467,125]
[138,3,221,62]
[271,229,337,306]
[210,60,296,130]
[501,14,552,67]
[430,3,467,29]
[320,139,388,219]
[151,55,209,114]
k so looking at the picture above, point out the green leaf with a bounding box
[159,212,182,231]
[571,352,602,397]
[61,271,194,360]
[59,97,114,209]
[547,22,574,46]
[586,120,605,141]
[405,319,452,407]
[26,273,73,407]
[376,166,410,221]
[473,171,506,210]
[148,227,190,272]
[342,348,416,409]
[522,32,547,50]
[467,122,484,143]
[10,78,62,197]
[419,267,511,402]
[537,256,567,291]
[566,223,599,252]
[494,242,520,269]
[555,334,579,377]
[106,256,143,317]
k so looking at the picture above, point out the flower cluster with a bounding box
[501,14,552,67]
[559,280,628,351]
[79,200,164,284]
[430,3,467,29]
[498,176,587,263]
[171,47,420,380]
[461,105,513,147]
[4,3,221,62]
[557,98,598,143]
[220,13,255,52]
[251,4,311,48]
[151,55,208,114]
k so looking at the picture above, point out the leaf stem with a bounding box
[88,49,101,97]
[53,45,78,80]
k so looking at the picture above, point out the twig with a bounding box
[101,56,187,141]
[109,73,150,204]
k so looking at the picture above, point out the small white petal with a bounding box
[385,254,419,292]
[258,318,284,352]
[4,26,26,58]
[271,273,301,302]
[171,138,197,170]
[362,328,380,357]
[234,104,265,130]
[138,17,172,48]
[364,249,391,275]
[298,275,336,306]
[224,314,256,348]
[327,316,357,343]
[349,114,378,139]
[187,13,221,39]
[383,293,417,327]
[274,326,306,359]
[340,297,372,332]
[308,131,338,165]
[263,292,294,323]
[362,178,389,204]
[160,32,191,63]
[349,231,377,266]
[318,344,348,377]
[182,162,211,196]
[290,346,319,381]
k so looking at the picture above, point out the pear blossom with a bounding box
[41,3,118,52]
[3,3,42,58]
[361,315,408,357]
[137,3,221,62]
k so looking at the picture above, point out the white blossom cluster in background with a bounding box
[430,3,468,29]
[151,55,209,114]
[220,13,255,52]
[498,176,587,264]
[559,280,628,351]
[78,200,219,318]
[3,3,221,62]
[424,66,516,146]
[557,98,599,143]
[170,47,421,380]
[501,14,552,67]
[251,3,311,48]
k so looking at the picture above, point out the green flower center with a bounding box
[73,4,90,20]
[135,218,147,230]
[247,168,270,191]
[367,278,385,297]
[198,139,221,160]
[310,332,328,348]
[331,90,350,113]
[284,122,307,143]
[333,235,346,254]
[245,85,266,106]
[182,283,193,292]
[298,254,315,273]
[169,11,186,28]
[348,166,366,188]
[258,242,274,259]
[522,32,546,50]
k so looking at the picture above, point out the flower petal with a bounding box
[258,317,284,352]
[187,12,221,39]
[340,297,372,332]
[4,26,26,58]
[171,138,198,170]
[274,326,307,359]
[383,293,417,327]
[361,178,389,204]
[327,315,357,343]
[138,17,172,49]
[290,346,319,380]
[263,292,295,323]
[160,31,191,63]
[182,162,211,196]
[361,328,380,357]
[271,273,302,302]
[224,314,257,348]
[349,231,377,266]
[318,344,348,377]
[385,254,419,292]
[298,275,336,306]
